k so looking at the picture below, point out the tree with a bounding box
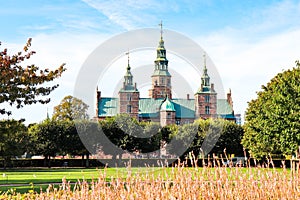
[167,119,244,159]
[28,119,64,167]
[242,61,300,158]
[0,39,65,115]
[52,95,89,121]
[0,119,29,168]
[211,119,244,156]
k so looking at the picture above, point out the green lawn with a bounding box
[0,167,164,193]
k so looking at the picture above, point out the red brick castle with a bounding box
[96,27,238,126]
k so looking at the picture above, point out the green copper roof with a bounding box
[98,97,234,119]
[138,98,162,118]
[196,86,216,93]
[152,70,171,76]
[98,98,118,117]
[172,99,195,118]
[217,99,233,115]
[160,97,175,111]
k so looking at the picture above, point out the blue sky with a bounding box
[1,0,300,124]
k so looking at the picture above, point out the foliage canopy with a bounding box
[242,61,300,158]
[52,95,89,121]
[0,39,65,115]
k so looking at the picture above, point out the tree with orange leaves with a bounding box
[0,38,66,116]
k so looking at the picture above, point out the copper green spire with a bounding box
[153,21,170,76]
[201,53,210,87]
[120,50,137,92]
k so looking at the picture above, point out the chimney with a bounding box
[187,94,190,100]
[227,89,233,108]
[97,90,101,100]
[134,82,137,90]
[211,83,214,91]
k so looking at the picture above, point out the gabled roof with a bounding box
[217,99,233,115]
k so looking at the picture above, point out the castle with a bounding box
[96,28,238,126]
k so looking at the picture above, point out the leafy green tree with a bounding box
[168,119,244,159]
[99,115,162,159]
[167,123,197,157]
[75,120,101,167]
[211,119,244,156]
[0,119,29,168]
[98,117,124,161]
[28,119,64,167]
[242,61,300,158]
[132,122,161,157]
[52,95,89,121]
[0,39,65,115]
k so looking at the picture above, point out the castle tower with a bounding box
[118,51,140,120]
[149,21,172,99]
[194,54,217,119]
[160,96,176,126]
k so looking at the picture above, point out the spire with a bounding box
[126,49,130,71]
[153,20,169,74]
[46,108,50,119]
[203,52,207,69]
[120,50,137,92]
[159,20,163,40]
[201,52,210,87]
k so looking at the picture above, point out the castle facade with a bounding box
[96,30,238,126]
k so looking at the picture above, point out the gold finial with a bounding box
[158,20,163,39]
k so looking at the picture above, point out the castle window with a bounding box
[205,95,210,102]
[167,112,171,118]
[127,93,132,101]
[127,105,132,113]
[161,78,164,85]
[205,106,210,114]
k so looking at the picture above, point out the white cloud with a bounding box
[81,0,200,30]
[197,26,300,118]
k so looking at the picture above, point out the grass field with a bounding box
[0,167,169,193]
[0,164,291,195]
[1,157,299,200]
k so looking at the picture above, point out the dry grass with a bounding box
[1,159,300,200]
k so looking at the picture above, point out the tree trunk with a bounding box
[44,156,47,167]
[85,153,89,168]
[48,155,51,168]
[81,154,84,167]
